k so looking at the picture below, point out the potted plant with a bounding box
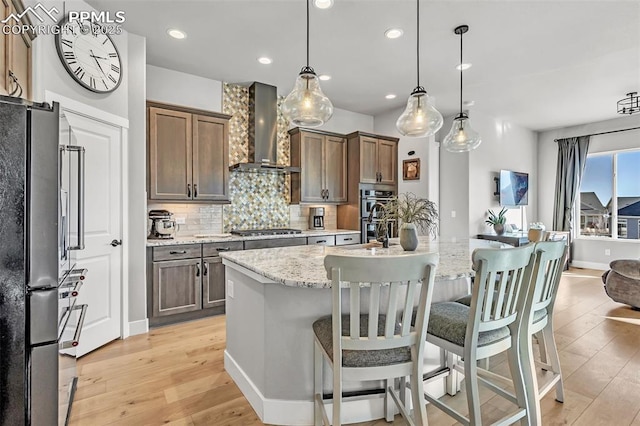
[379,192,439,251]
[486,208,508,235]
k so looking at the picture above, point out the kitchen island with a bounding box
[220,239,505,425]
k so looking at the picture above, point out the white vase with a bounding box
[399,223,419,251]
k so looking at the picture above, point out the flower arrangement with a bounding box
[379,192,439,238]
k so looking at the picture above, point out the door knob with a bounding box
[110,239,122,247]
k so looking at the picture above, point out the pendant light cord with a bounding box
[416,0,420,87]
[306,0,310,68]
[459,29,463,114]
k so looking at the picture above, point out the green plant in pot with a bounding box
[379,193,439,251]
[486,208,508,235]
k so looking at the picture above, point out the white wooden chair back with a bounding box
[468,245,536,339]
[529,241,568,314]
[324,253,439,359]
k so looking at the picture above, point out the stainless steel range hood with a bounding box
[230,82,300,173]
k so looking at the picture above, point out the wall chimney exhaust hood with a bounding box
[230,82,300,173]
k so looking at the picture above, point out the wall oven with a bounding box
[360,189,396,243]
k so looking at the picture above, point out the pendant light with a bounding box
[396,0,443,137]
[281,0,333,127]
[443,25,481,152]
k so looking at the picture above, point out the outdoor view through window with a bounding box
[579,150,640,239]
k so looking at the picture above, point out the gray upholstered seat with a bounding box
[312,315,410,368]
[602,259,640,309]
[426,302,510,347]
[455,294,548,323]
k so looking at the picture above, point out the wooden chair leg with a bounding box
[410,359,427,426]
[314,341,323,426]
[333,356,342,426]
[541,325,564,403]
[535,331,548,366]
[464,351,482,425]
[399,376,407,407]
[509,334,537,426]
[385,379,394,422]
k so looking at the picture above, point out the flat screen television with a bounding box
[499,170,529,206]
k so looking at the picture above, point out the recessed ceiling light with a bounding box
[167,29,187,39]
[456,63,472,71]
[385,94,397,99]
[319,74,331,81]
[314,0,333,9]
[384,28,404,39]
[258,57,273,65]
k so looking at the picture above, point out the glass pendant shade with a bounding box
[442,113,481,152]
[396,87,444,137]
[282,67,333,127]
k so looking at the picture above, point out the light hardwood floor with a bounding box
[69,269,640,425]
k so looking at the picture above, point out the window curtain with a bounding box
[553,136,590,232]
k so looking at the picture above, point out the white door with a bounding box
[64,111,122,357]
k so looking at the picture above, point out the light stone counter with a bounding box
[220,238,505,288]
[145,229,359,247]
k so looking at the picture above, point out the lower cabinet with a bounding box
[152,258,202,317]
[202,256,225,309]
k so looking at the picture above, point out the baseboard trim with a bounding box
[223,350,390,425]
[128,319,149,336]
[570,260,609,271]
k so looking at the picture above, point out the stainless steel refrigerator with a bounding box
[0,95,87,426]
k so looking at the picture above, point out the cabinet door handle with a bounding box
[196,263,200,277]
[344,237,353,241]
[217,247,230,252]
[194,184,198,198]
[379,172,383,181]
[187,184,191,198]
[316,240,327,244]
[325,189,329,200]
[203,262,208,276]
[169,250,187,254]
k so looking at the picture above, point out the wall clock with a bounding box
[55,20,122,93]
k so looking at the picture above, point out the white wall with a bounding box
[30,0,129,118]
[127,34,147,327]
[146,65,223,112]
[538,114,640,269]
[318,107,374,134]
[438,110,538,239]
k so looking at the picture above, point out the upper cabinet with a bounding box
[347,132,399,186]
[1,0,33,100]
[289,128,348,204]
[147,102,231,202]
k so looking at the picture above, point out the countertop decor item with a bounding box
[281,0,333,127]
[395,0,443,137]
[485,207,507,235]
[379,192,438,250]
[442,24,481,153]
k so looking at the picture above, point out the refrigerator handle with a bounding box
[67,145,85,250]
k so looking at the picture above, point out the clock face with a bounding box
[55,20,122,93]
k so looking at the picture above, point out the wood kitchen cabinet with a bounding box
[347,132,399,185]
[1,0,33,100]
[202,257,225,308]
[289,128,347,204]
[152,258,202,317]
[147,102,231,202]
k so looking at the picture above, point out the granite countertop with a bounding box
[220,238,509,288]
[146,229,360,247]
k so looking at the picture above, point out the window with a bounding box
[578,150,640,239]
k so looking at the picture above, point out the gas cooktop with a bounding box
[230,228,302,237]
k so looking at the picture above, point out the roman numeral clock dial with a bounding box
[55,19,122,93]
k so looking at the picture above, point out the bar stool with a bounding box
[423,244,536,425]
[313,252,439,426]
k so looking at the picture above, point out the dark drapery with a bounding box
[553,136,590,232]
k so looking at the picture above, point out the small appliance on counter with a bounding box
[148,210,177,239]
[309,207,325,230]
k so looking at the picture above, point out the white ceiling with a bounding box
[88,0,640,131]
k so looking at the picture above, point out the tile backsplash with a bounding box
[147,83,341,236]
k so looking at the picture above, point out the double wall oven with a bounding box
[360,189,396,243]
